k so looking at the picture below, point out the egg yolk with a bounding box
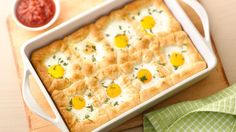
[114,34,129,48]
[170,52,185,67]
[71,96,86,110]
[106,83,122,98]
[141,16,156,30]
[137,69,152,83]
[47,64,65,79]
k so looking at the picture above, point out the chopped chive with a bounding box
[113,101,119,106]
[104,98,109,103]
[75,118,79,122]
[53,55,56,59]
[119,25,122,30]
[174,66,178,70]
[86,105,94,112]
[85,115,90,119]
[69,99,72,106]
[88,93,92,97]
[137,12,140,16]
[105,34,110,37]
[92,55,96,62]
[66,107,72,111]
[92,45,96,51]
[140,76,148,82]
[150,29,153,34]
[63,63,68,66]
[135,67,138,70]
[153,9,157,12]
[132,16,135,20]
[158,61,166,66]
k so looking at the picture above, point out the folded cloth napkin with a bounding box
[144,84,236,132]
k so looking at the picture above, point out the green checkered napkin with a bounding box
[144,84,236,132]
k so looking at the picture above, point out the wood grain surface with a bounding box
[7,0,229,131]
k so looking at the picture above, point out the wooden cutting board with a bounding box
[7,0,229,131]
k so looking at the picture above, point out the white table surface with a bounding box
[0,0,235,131]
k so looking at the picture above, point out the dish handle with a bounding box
[22,68,58,125]
[182,0,213,52]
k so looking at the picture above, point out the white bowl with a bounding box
[12,0,60,31]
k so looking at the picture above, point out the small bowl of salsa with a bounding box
[12,0,60,31]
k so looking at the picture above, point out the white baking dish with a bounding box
[20,0,217,131]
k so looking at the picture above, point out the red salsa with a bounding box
[16,0,56,27]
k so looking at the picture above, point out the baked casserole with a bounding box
[31,0,206,131]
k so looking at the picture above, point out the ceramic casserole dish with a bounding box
[21,0,217,131]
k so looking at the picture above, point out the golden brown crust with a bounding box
[124,0,182,38]
[30,0,206,131]
[31,40,74,93]
[52,80,110,132]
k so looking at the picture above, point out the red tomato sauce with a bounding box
[16,0,56,27]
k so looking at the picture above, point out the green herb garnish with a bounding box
[66,107,72,112]
[104,98,110,103]
[88,93,92,97]
[92,45,96,51]
[113,101,119,106]
[174,66,178,70]
[137,12,141,16]
[140,76,148,82]
[85,115,90,119]
[86,105,94,112]
[150,29,153,34]
[119,25,122,30]
[157,61,166,66]
[92,55,96,62]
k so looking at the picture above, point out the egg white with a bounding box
[133,63,160,90]
[103,20,140,49]
[44,52,73,79]
[71,91,97,120]
[164,45,189,72]
[101,78,131,106]
[131,5,169,34]
[73,39,107,63]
